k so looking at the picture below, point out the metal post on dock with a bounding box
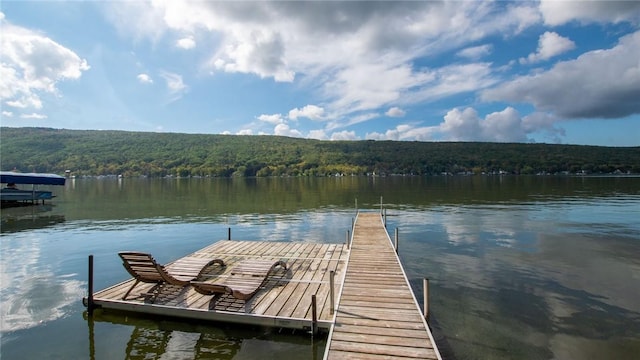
[346,230,350,249]
[311,295,318,335]
[380,196,383,214]
[330,270,335,314]
[384,208,387,227]
[395,228,399,253]
[228,227,231,240]
[423,278,430,321]
[87,255,95,316]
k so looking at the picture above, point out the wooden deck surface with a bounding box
[324,213,441,359]
[92,240,349,330]
[89,212,441,359]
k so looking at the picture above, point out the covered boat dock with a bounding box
[0,171,66,207]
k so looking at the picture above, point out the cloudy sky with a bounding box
[1,1,639,146]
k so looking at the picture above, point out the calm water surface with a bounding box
[1,176,639,359]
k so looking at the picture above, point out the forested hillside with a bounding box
[1,127,638,177]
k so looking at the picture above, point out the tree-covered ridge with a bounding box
[1,127,638,177]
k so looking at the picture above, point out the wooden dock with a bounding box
[324,212,441,359]
[87,212,441,359]
[90,240,349,330]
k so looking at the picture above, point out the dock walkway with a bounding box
[324,212,441,359]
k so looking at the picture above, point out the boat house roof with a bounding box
[0,171,66,186]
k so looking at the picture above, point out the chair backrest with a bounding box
[119,251,166,283]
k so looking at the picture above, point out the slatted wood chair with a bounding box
[191,259,287,301]
[118,251,225,300]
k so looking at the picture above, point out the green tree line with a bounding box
[1,127,639,177]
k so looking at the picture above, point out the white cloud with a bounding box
[176,36,196,49]
[520,32,575,64]
[137,73,153,84]
[365,131,385,141]
[522,112,566,142]
[103,1,167,43]
[257,113,284,124]
[308,129,328,140]
[103,1,539,127]
[2,111,14,117]
[159,71,188,101]
[237,129,253,135]
[5,97,42,109]
[437,107,557,142]
[366,124,437,141]
[539,0,640,26]
[440,107,483,141]
[214,29,294,82]
[326,112,379,132]
[366,106,563,143]
[20,112,48,120]
[456,44,493,60]
[481,107,528,142]
[274,123,303,138]
[0,16,89,112]
[399,63,497,106]
[385,107,406,117]
[330,130,358,141]
[327,63,430,113]
[288,105,325,121]
[483,30,640,119]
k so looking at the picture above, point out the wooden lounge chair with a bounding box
[119,251,225,300]
[191,259,287,301]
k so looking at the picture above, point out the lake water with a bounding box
[1,176,639,359]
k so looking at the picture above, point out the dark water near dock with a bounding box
[1,176,639,359]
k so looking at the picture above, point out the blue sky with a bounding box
[1,1,639,146]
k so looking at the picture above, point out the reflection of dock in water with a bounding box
[85,311,323,360]
[1,205,65,233]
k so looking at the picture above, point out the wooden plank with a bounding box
[338,298,418,310]
[329,340,437,359]
[326,350,424,360]
[333,324,430,339]
[331,331,432,348]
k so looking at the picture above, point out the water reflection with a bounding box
[395,198,640,359]
[57,176,640,221]
[86,310,324,360]
[1,176,638,359]
[0,232,84,333]
[1,205,65,233]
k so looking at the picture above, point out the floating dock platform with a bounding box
[89,240,348,331]
[86,212,441,359]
